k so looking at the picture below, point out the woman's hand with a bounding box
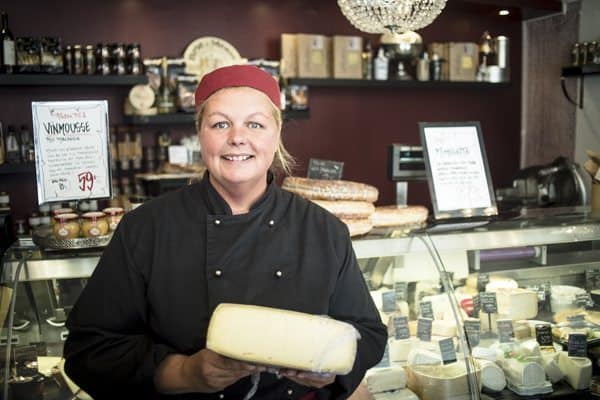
[278,368,336,389]
[155,349,264,394]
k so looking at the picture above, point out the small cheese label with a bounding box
[477,273,490,292]
[394,281,408,302]
[393,316,410,340]
[417,318,433,342]
[464,319,481,347]
[568,332,588,358]
[420,301,434,319]
[535,324,553,347]
[497,319,514,343]
[472,294,481,317]
[382,291,396,313]
[480,292,498,314]
[439,337,457,365]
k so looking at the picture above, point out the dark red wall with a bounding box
[0,0,522,219]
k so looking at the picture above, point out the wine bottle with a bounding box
[1,12,15,74]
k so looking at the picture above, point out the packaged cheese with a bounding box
[206,303,359,374]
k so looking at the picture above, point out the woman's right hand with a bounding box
[182,348,264,392]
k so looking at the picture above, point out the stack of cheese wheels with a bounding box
[206,303,359,374]
[370,205,429,228]
[282,176,379,236]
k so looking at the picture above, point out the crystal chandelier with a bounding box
[338,0,447,34]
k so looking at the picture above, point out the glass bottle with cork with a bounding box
[157,56,175,114]
[1,11,16,74]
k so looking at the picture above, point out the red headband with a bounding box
[194,64,281,111]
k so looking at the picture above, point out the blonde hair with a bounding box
[195,94,296,176]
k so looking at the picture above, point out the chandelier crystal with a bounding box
[338,0,447,34]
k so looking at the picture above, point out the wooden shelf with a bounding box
[123,109,310,125]
[287,78,509,88]
[0,74,147,86]
[0,163,36,175]
[561,64,600,77]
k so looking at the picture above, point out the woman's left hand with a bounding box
[278,369,336,388]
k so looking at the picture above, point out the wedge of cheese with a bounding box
[557,351,592,390]
[206,303,359,374]
[366,365,407,393]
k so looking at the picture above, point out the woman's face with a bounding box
[199,86,280,194]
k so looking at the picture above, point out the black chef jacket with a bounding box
[64,172,387,399]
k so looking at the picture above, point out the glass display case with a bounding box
[1,209,600,399]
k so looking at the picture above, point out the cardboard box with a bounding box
[297,34,331,78]
[333,35,363,79]
[280,33,297,78]
[449,42,478,81]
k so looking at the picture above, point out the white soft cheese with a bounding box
[366,365,407,393]
[206,303,358,374]
[557,351,592,390]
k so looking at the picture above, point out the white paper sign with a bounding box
[423,125,492,212]
[32,101,111,204]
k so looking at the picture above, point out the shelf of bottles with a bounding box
[287,78,509,89]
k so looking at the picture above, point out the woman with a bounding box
[64,65,387,399]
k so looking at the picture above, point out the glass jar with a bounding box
[103,207,124,231]
[53,213,80,239]
[81,211,109,237]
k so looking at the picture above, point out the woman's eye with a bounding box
[212,121,229,129]
[248,122,263,129]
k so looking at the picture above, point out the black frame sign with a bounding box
[419,121,498,220]
[307,158,344,180]
[32,101,111,204]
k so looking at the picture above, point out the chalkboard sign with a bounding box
[439,337,457,364]
[374,343,391,368]
[382,291,397,313]
[307,158,344,180]
[393,316,410,340]
[420,301,434,319]
[472,294,481,317]
[417,318,433,342]
[535,324,553,347]
[480,292,498,314]
[568,333,588,358]
[464,319,481,347]
[394,281,408,302]
[497,319,514,343]
[477,273,490,292]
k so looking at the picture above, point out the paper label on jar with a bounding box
[58,227,69,237]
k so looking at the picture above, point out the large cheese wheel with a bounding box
[370,205,428,227]
[311,199,375,219]
[282,176,379,202]
[341,218,373,237]
[206,303,359,374]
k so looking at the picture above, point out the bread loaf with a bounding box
[341,218,373,237]
[282,177,379,202]
[370,205,428,227]
[312,200,375,219]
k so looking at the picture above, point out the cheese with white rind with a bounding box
[557,351,592,390]
[373,388,418,400]
[407,362,481,400]
[502,358,546,387]
[495,288,539,320]
[407,349,442,366]
[206,303,359,374]
[389,338,419,363]
[366,365,407,393]
[540,350,564,383]
[472,346,500,362]
[432,319,457,337]
[479,359,507,392]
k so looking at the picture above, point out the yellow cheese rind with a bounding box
[206,303,359,374]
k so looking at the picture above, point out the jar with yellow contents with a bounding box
[102,207,124,231]
[53,213,81,239]
[81,211,109,237]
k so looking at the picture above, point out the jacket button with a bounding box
[214,269,223,277]
[275,270,283,278]
[287,388,293,396]
[268,219,275,226]
[214,219,221,225]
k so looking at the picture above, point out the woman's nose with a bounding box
[227,125,247,145]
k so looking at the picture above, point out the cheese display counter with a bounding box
[1,209,600,399]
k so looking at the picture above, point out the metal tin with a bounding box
[495,35,509,69]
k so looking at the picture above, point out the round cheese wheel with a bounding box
[311,199,375,219]
[128,84,156,110]
[282,176,378,202]
[370,205,428,227]
[341,218,373,237]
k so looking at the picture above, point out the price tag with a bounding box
[417,318,433,342]
[480,292,498,314]
[394,281,408,302]
[393,316,410,340]
[307,158,344,180]
[420,301,434,319]
[535,324,553,347]
[497,319,514,343]
[464,319,481,347]
[382,291,396,313]
[439,337,457,364]
[477,273,490,292]
[374,343,391,368]
[472,294,481,317]
[568,332,588,358]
